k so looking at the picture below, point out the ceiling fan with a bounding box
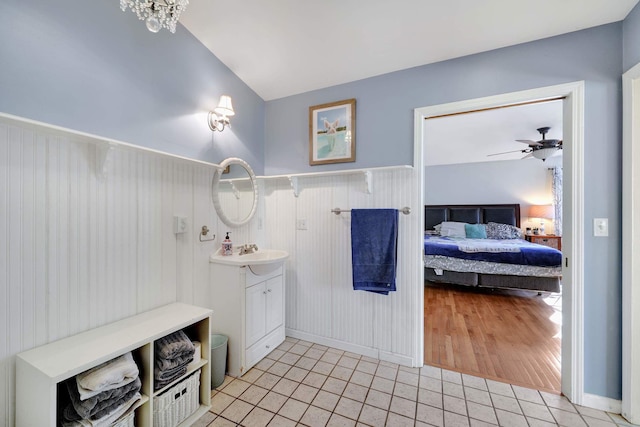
[488,126,563,161]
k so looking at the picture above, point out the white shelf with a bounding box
[257,165,412,197]
[16,303,212,427]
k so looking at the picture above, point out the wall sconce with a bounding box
[208,95,235,132]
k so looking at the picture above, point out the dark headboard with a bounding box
[424,204,521,230]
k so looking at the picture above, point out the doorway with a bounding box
[414,82,585,403]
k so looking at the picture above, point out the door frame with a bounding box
[622,63,640,424]
[413,81,585,403]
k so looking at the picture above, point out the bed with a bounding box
[423,204,562,293]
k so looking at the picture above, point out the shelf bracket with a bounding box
[288,176,300,197]
[96,143,115,180]
[364,170,372,194]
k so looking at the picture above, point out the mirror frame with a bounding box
[211,157,259,227]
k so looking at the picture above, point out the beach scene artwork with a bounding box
[309,99,355,165]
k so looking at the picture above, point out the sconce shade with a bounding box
[214,95,235,117]
[529,204,554,220]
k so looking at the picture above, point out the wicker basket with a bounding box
[112,410,135,427]
[153,370,200,427]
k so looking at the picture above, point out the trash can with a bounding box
[210,334,228,389]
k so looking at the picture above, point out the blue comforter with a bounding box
[424,235,561,267]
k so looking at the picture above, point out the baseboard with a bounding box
[582,393,622,414]
[285,328,416,367]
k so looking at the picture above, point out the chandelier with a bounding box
[120,0,189,33]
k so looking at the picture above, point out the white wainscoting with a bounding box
[262,168,422,367]
[0,117,252,426]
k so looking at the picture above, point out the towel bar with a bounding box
[331,207,411,215]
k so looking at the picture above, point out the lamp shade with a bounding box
[532,147,559,161]
[529,204,554,220]
[214,95,235,117]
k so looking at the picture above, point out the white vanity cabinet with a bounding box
[210,261,285,377]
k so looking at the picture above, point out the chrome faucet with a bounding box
[238,243,258,255]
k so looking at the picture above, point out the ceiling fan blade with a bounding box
[487,149,527,157]
[521,153,534,159]
[516,139,543,146]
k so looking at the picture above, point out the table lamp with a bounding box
[529,204,554,235]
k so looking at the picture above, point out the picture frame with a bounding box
[309,98,356,165]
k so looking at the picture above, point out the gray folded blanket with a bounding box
[154,330,195,360]
[64,377,141,420]
[63,379,141,422]
[155,352,194,372]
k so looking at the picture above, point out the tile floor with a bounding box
[193,337,637,427]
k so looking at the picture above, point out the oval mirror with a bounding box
[211,157,258,227]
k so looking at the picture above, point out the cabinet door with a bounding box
[265,276,283,333]
[246,283,266,348]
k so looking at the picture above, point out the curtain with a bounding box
[551,167,563,235]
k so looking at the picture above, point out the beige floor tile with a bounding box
[300,405,332,427]
[272,378,299,396]
[255,372,282,390]
[327,413,357,427]
[421,365,443,380]
[469,419,498,427]
[445,410,472,427]
[396,370,419,387]
[379,361,400,369]
[284,366,309,382]
[416,403,444,427]
[512,385,545,405]
[334,396,364,420]
[267,349,286,361]
[355,360,378,375]
[443,381,465,398]
[277,341,294,352]
[389,395,417,418]
[303,372,328,388]
[241,368,266,384]
[360,355,379,364]
[338,356,359,369]
[540,391,577,413]
[490,393,522,414]
[256,358,276,371]
[386,412,415,427]
[191,411,215,427]
[320,352,342,364]
[209,417,237,427]
[304,347,326,360]
[371,376,395,394]
[277,398,309,422]
[223,379,252,397]
[326,348,345,356]
[358,404,389,427]
[258,391,288,413]
[462,374,488,391]
[393,382,418,400]
[399,365,421,374]
[365,389,392,410]
[467,401,498,425]
[296,356,319,370]
[576,405,613,421]
[528,417,564,427]
[322,377,347,395]
[420,376,443,393]
[444,394,468,416]
[312,361,335,375]
[375,365,398,381]
[215,375,235,391]
[581,415,617,426]
[291,383,320,404]
[289,344,310,355]
[442,370,463,385]
[312,390,341,412]
[549,407,589,426]
[330,365,354,381]
[241,407,275,427]
[496,408,530,427]
[220,399,254,423]
[297,340,314,347]
[211,392,236,414]
[464,387,492,407]
[268,414,297,427]
[349,371,373,388]
[520,400,555,423]
[342,383,369,402]
[279,352,301,366]
[311,343,329,351]
[486,380,514,398]
[238,384,269,405]
[268,361,293,377]
[418,388,443,409]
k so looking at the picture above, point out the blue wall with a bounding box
[624,2,640,72]
[0,0,265,172]
[266,24,624,399]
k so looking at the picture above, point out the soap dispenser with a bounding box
[222,232,233,256]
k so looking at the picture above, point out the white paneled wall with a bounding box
[262,167,422,366]
[0,117,244,426]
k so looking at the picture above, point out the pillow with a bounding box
[465,223,487,239]
[438,221,467,238]
[486,222,523,239]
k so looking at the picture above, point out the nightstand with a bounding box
[526,234,562,251]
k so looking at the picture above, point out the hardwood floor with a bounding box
[424,281,562,393]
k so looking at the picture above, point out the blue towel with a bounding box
[351,209,398,295]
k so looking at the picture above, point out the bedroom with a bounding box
[422,99,564,393]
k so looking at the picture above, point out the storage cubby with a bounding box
[16,303,211,427]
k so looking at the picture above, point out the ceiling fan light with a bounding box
[532,147,559,161]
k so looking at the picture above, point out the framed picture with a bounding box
[309,98,356,165]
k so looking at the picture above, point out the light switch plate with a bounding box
[296,219,308,230]
[594,218,608,237]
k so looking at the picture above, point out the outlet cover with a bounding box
[174,216,187,234]
[296,219,308,230]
